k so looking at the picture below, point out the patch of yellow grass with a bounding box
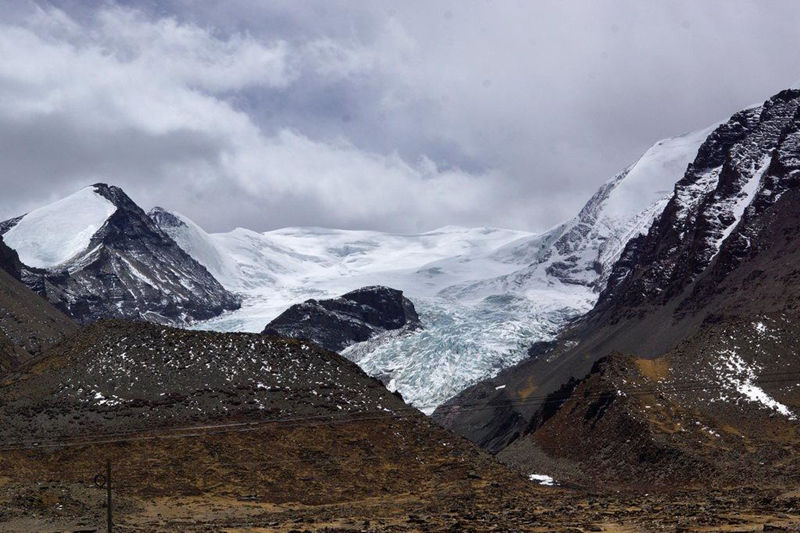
[635,357,670,382]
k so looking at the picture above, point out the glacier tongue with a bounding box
[3,187,117,268]
[155,125,713,411]
[342,293,592,414]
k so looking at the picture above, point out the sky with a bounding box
[1,0,800,233]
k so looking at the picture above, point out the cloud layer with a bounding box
[1,1,800,232]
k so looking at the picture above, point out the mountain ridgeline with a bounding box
[435,89,800,485]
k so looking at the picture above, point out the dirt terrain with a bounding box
[2,418,800,532]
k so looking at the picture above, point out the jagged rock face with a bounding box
[599,89,800,316]
[263,286,421,353]
[436,89,800,458]
[0,184,240,325]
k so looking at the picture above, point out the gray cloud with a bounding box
[1,0,800,233]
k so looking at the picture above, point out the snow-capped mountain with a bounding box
[152,125,709,412]
[445,123,718,301]
[599,89,800,315]
[436,88,800,456]
[0,184,240,325]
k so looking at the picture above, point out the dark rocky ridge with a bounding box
[0,237,22,281]
[0,184,240,326]
[0,238,76,373]
[435,89,800,460]
[262,286,421,353]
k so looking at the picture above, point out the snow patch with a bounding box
[709,156,771,259]
[528,474,555,486]
[717,349,795,419]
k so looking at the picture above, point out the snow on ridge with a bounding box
[708,155,771,259]
[154,209,242,288]
[3,186,117,269]
[601,125,718,225]
[453,124,716,302]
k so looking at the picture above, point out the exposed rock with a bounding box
[0,237,22,280]
[262,286,421,352]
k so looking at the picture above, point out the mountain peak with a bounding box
[0,185,239,325]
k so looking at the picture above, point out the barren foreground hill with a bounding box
[0,321,799,531]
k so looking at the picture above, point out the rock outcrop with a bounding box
[263,286,421,352]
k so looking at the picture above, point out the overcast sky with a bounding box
[1,0,799,233]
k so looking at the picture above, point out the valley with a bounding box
[0,25,799,529]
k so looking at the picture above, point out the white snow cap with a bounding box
[3,186,117,268]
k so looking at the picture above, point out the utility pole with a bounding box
[106,459,113,533]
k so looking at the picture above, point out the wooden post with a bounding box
[106,459,112,533]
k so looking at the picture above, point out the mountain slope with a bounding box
[0,319,409,439]
[436,89,800,461]
[1,184,239,325]
[453,123,717,299]
[0,237,76,373]
[500,346,800,489]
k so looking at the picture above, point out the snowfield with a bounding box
[3,187,117,268]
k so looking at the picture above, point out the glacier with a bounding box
[152,126,714,412]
